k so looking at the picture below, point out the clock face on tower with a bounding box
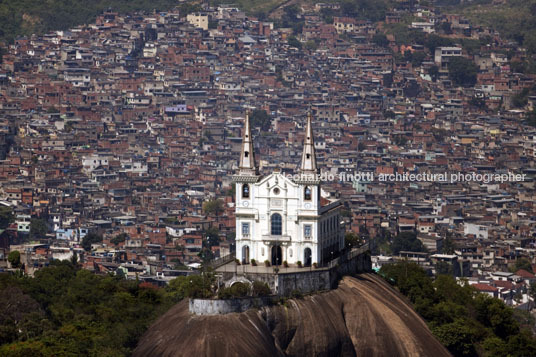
[304,203,311,209]
[243,201,249,207]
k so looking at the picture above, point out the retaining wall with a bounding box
[189,296,274,315]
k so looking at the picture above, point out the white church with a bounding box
[233,112,344,267]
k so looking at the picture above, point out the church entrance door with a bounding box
[304,248,312,267]
[271,245,282,266]
[242,245,250,264]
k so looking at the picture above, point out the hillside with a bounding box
[452,0,536,54]
[0,0,194,44]
[134,274,450,357]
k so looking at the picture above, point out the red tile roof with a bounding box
[492,280,514,290]
[473,283,498,292]
[516,269,535,279]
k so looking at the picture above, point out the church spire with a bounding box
[300,112,318,174]
[239,110,258,175]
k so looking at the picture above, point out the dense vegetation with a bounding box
[0,261,178,356]
[0,260,274,356]
[453,0,536,73]
[370,231,427,255]
[381,261,536,356]
[456,0,536,54]
[0,0,196,44]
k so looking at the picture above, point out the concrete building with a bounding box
[434,46,462,70]
[187,13,209,30]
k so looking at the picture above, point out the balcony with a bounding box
[261,234,292,245]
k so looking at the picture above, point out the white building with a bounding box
[82,154,110,173]
[234,113,344,266]
[411,22,435,33]
[187,13,209,30]
[434,46,462,70]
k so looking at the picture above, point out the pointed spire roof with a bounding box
[300,113,318,174]
[238,110,258,175]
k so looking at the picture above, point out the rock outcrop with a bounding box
[134,274,450,357]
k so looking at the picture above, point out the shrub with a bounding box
[218,282,250,299]
[8,250,21,268]
[264,260,271,267]
[283,260,289,268]
[252,281,271,296]
[297,261,302,268]
[251,259,257,266]
[235,259,241,265]
[313,262,318,269]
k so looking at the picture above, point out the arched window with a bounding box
[271,213,282,235]
[304,186,312,201]
[242,184,249,198]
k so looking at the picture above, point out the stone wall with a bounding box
[276,251,372,297]
[189,296,275,315]
[276,269,331,296]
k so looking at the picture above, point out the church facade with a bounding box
[233,113,344,266]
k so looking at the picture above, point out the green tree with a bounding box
[204,227,220,248]
[0,261,173,355]
[218,282,249,299]
[226,183,235,197]
[304,40,318,51]
[249,109,271,131]
[474,294,519,339]
[252,281,271,297]
[429,65,440,82]
[513,257,533,273]
[526,108,536,127]
[529,282,536,302]
[448,57,478,87]
[391,232,426,255]
[202,199,224,215]
[380,262,536,355]
[29,218,47,239]
[287,36,302,50]
[425,34,454,53]
[442,232,456,254]
[345,232,361,248]
[432,319,478,356]
[110,233,127,245]
[81,232,102,251]
[8,250,21,268]
[0,206,14,229]
[511,88,530,108]
[469,97,486,110]
[372,33,389,47]
[380,261,435,304]
[70,250,78,266]
[435,261,454,276]
[166,274,214,301]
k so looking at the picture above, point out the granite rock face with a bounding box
[134,274,450,357]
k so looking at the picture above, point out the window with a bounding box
[242,222,250,236]
[271,213,282,235]
[304,186,312,201]
[242,184,249,198]
[304,224,311,238]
